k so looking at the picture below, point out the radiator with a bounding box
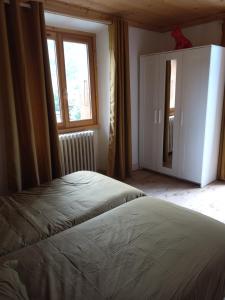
[59,131,96,176]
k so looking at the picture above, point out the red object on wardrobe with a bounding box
[171,26,193,50]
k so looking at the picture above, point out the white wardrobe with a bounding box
[139,45,225,187]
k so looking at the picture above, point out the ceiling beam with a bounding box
[44,0,113,25]
[221,19,225,46]
[127,19,160,32]
[44,0,161,32]
[44,0,160,32]
[4,0,32,7]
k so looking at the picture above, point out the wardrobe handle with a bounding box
[154,110,158,124]
[158,109,162,124]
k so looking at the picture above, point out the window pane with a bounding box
[63,41,92,122]
[47,39,62,123]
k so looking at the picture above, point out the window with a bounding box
[47,29,98,132]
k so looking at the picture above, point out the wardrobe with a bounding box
[139,45,225,187]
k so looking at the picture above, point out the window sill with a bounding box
[58,124,99,134]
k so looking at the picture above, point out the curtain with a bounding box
[218,20,225,180]
[107,17,132,180]
[0,0,61,193]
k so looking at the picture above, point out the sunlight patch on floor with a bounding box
[126,170,225,223]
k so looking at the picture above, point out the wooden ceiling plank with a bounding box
[159,12,225,32]
[44,0,113,25]
[44,0,225,32]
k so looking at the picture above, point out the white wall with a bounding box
[97,26,162,171]
[130,20,223,170]
[159,21,223,52]
[97,26,163,171]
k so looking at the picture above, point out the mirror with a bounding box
[163,59,177,168]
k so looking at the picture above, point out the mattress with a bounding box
[0,171,144,257]
[1,196,225,300]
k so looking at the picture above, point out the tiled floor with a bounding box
[125,169,225,224]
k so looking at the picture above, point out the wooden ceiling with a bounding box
[45,0,225,32]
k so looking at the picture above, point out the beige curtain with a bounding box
[0,0,61,193]
[107,17,132,180]
[218,20,225,180]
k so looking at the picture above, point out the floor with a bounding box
[125,169,225,224]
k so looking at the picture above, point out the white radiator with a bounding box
[59,131,96,175]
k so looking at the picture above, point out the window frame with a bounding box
[46,27,98,133]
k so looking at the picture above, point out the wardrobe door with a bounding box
[179,47,211,183]
[157,52,183,177]
[139,55,159,171]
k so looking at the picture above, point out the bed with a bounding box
[1,196,225,300]
[0,171,144,257]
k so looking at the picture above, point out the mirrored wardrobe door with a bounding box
[163,59,178,169]
[157,52,183,176]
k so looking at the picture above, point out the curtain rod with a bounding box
[4,0,43,8]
